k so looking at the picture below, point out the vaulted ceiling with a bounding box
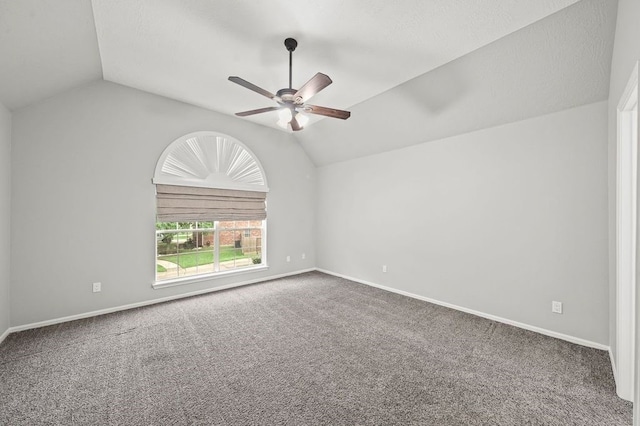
[0,0,617,165]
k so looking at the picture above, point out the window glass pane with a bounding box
[156,222,177,231]
[178,230,214,277]
[241,228,261,255]
[218,228,245,271]
[234,220,249,229]
[218,221,235,229]
[156,220,264,281]
[197,231,215,275]
[157,228,179,280]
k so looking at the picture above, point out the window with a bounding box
[152,131,269,286]
[156,220,264,281]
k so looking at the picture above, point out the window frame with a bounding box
[152,131,270,289]
[153,220,268,288]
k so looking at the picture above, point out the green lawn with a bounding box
[156,264,167,273]
[159,246,257,269]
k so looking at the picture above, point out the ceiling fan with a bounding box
[228,38,351,131]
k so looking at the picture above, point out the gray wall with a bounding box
[0,102,10,337]
[607,0,640,367]
[10,80,316,327]
[317,101,609,345]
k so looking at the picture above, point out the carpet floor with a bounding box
[0,271,632,425]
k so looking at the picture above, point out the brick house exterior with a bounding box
[192,220,262,253]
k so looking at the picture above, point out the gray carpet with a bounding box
[0,271,632,425]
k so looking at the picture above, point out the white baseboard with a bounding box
[0,327,10,346]
[4,267,611,353]
[8,268,316,334]
[317,268,610,351]
[610,347,618,383]
[608,347,630,402]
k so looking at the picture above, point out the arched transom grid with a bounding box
[153,131,268,192]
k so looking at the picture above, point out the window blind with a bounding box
[156,184,266,222]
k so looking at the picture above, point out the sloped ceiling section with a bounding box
[0,0,102,110]
[0,0,615,167]
[91,0,580,131]
[296,0,618,166]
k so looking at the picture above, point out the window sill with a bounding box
[152,265,270,289]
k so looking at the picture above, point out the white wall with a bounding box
[317,101,609,345]
[607,0,640,369]
[0,102,10,339]
[10,80,316,327]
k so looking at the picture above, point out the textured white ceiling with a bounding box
[0,0,102,110]
[296,0,618,165]
[0,0,616,166]
[90,0,580,130]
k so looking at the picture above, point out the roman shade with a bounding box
[156,184,266,222]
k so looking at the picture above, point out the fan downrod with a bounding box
[284,38,298,89]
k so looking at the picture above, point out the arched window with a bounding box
[152,131,268,286]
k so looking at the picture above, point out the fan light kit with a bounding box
[228,37,351,131]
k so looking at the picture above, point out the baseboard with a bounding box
[610,347,618,384]
[609,347,631,402]
[317,268,610,351]
[8,268,316,334]
[0,327,10,346]
[5,267,611,353]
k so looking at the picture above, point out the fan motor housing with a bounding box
[276,88,299,104]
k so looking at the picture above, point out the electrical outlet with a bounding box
[92,282,102,293]
[382,265,387,273]
[302,253,306,260]
[286,255,291,262]
[552,301,562,314]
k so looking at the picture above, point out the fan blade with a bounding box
[293,73,332,103]
[228,76,276,100]
[290,116,302,131]
[304,104,351,120]
[235,106,280,117]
